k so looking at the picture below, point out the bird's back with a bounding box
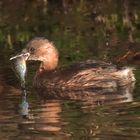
[34,60,135,97]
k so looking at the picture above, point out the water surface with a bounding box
[0,0,140,140]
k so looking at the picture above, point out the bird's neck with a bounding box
[39,61,57,72]
[37,56,58,74]
[37,46,59,74]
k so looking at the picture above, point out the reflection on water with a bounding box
[0,80,140,140]
[0,0,140,139]
[0,82,139,139]
[19,94,29,118]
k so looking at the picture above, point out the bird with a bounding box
[11,37,135,100]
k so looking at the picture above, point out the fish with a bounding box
[10,53,29,89]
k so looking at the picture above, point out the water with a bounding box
[0,0,140,139]
[0,88,140,140]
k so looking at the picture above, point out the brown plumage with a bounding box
[12,37,135,99]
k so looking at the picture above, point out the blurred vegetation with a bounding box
[0,0,140,65]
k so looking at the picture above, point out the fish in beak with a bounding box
[10,53,30,89]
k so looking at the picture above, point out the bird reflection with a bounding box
[80,83,135,112]
[18,82,135,119]
[18,93,63,134]
[17,82,135,138]
[36,100,62,132]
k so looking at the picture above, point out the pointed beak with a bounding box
[10,52,30,61]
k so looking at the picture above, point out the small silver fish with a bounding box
[10,53,29,89]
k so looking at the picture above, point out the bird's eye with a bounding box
[29,47,35,53]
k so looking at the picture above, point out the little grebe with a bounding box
[11,37,135,99]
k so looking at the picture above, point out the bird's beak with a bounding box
[10,52,30,61]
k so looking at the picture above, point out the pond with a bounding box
[0,0,140,139]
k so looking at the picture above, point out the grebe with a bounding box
[10,37,135,99]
